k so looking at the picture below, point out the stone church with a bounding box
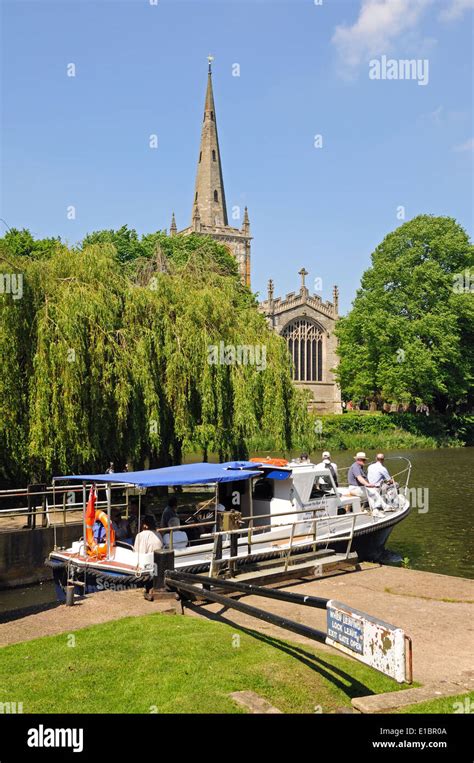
[170,61,342,414]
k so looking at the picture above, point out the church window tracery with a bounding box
[282,319,323,382]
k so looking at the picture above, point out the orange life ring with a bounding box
[86,509,115,558]
[250,457,289,467]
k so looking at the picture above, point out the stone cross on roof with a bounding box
[298,267,309,293]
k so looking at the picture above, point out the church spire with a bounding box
[242,206,250,234]
[192,57,228,228]
[170,212,177,236]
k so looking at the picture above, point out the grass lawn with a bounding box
[393,692,474,714]
[0,613,407,713]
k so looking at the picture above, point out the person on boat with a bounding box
[348,453,384,513]
[92,513,107,545]
[111,508,130,541]
[128,497,140,538]
[134,515,163,554]
[348,453,377,493]
[162,516,189,550]
[161,495,179,528]
[367,453,398,488]
[368,454,400,510]
[314,451,338,489]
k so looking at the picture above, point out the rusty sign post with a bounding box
[326,600,412,683]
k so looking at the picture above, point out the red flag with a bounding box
[85,486,97,538]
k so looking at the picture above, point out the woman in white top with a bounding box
[133,515,163,554]
[134,515,163,601]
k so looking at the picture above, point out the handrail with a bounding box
[208,511,360,572]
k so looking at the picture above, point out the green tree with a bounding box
[0,228,61,259]
[81,226,239,277]
[0,232,309,485]
[81,225,150,263]
[335,216,474,412]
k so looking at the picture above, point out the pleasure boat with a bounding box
[47,457,411,600]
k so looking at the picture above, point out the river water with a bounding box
[306,447,474,580]
[1,447,472,616]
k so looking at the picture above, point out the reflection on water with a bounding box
[0,580,57,616]
[1,448,472,616]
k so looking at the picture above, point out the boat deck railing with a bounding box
[204,509,360,577]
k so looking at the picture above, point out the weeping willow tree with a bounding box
[0,233,311,485]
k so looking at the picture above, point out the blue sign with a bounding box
[327,606,364,654]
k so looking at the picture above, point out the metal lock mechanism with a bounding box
[219,509,242,532]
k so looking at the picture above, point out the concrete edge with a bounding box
[230,691,283,714]
[352,679,474,713]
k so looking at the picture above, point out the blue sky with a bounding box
[1,0,473,313]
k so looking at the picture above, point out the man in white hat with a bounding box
[348,453,382,512]
[348,453,372,487]
[314,451,338,489]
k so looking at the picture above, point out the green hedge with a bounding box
[247,412,473,453]
[310,412,473,450]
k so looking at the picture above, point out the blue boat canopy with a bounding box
[260,468,291,481]
[54,461,263,488]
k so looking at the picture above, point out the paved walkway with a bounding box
[0,511,82,533]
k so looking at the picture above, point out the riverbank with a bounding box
[1,565,473,713]
[250,412,474,452]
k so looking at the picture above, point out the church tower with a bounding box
[171,58,252,288]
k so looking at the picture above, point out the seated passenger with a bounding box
[93,514,107,544]
[314,450,338,490]
[162,516,189,550]
[133,515,163,554]
[348,452,376,492]
[368,454,400,511]
[161,496,179,528]
[347,452,384,513]
[367,453,398,488]
[111,508,130,541]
